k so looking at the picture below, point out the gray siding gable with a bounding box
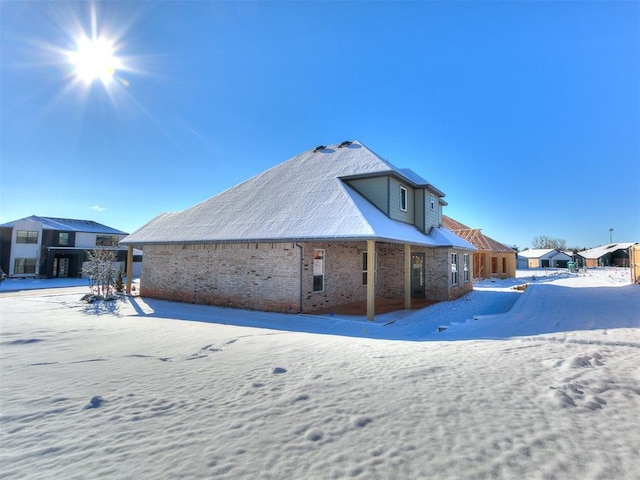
[347,177,389,215]
[347,177,437,233]
[388,177,414,225]
[424,189,441,229]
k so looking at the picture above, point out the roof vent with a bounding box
[338,140,353,148]
[313,145,327,152]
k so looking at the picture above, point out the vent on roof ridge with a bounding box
[338,140,353,148]
[313,145,327,152]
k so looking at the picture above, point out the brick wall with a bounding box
[422,247,473,301]
[140,241,472,313]
[141,242,301,312]
[299,241,367,312]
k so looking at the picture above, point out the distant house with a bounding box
[121,140,476,320]
[575,243,637,268]
[442,216,516,279]
[518,248,573,268]
[0,216,141,279]
[631,245,640,283]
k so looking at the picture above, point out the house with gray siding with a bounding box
[121,140,475,320]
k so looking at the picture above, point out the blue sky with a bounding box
[1,1,638,250]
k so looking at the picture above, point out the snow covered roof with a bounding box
[518,248,558,259]
[576,243,637,260]
[442,216,515,253]
[122,141,474,250]
[0,216,127,235]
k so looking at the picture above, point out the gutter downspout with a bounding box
[296,242,303,313]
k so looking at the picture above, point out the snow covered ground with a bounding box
[1,268,639,479]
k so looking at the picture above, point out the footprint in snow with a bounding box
[305,428,323,442]
[84,396,105,409]
[353,416,373,428]
[272,367,287,374]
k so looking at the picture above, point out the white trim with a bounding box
[312,248,325,293]
[463,253,470,283]
[451,252,459,286]
[400,185,408,212]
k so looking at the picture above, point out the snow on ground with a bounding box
[1,268,639,479]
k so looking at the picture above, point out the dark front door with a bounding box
[411,253,425,298]
[53,256,70,278]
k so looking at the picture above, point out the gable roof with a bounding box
[1,216,126,235]
[122,141,474,250]
[518,248,563,259]
[442,216,515,253]
[442,216,470,231]
[576,243,637,260]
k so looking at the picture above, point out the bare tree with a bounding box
[82,249,117,298]
[532,235,567,250]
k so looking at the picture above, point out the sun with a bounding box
[68,36,122,84]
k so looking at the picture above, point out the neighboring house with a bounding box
[121,140,476,320]
[0,216,141,279]
[575,243,637,268]
[518,248,573,268]
[631,244,640,283]
[516,255,529,269]
[442,216,516,279]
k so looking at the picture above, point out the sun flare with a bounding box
[68,36,122,84]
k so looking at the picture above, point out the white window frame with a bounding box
[430,193,435,211]
[463,253,470,283]
[313,249,325,292]
[451,252,458,286]
[400,186,408,212]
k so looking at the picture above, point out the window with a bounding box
[451,253,458,286]
[313,249,324,292]
[502,257,507,274]
[58,232,69,246]
[96,235,119,247]
[430,193,435,211]
[14,258,36,274]
[463,254,470,283]
[16,230,38,244]
[362,252,378,285]
[400,186,408,212]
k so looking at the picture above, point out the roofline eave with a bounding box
[120,234,475,249]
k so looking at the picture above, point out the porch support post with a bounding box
[126,245,133,294]
[404,244,411,310]
[366,240,376,321]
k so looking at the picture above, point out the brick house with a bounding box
[442,215,516,279]
[121,141,475,320]
[0,216,141,279]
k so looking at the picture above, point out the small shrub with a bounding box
[115,269,124,293]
